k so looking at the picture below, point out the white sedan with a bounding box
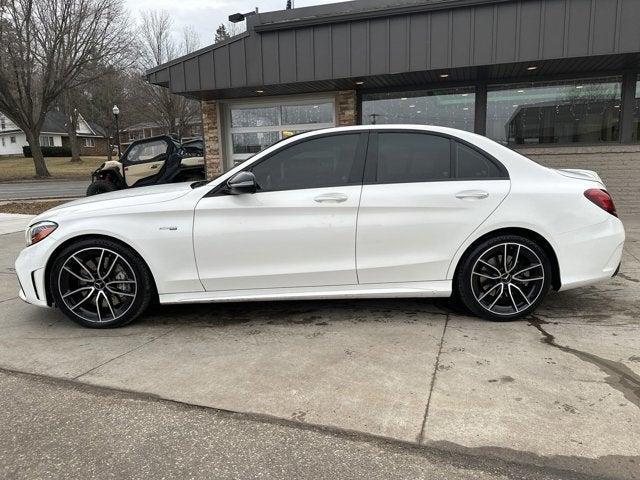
[15,126,625,328]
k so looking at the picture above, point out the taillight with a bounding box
[584,189,617,217]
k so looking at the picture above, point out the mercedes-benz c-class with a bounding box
[15,126,625,327]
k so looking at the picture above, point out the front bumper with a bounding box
[14,237,55,308]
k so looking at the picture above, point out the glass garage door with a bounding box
[226,98,335,167]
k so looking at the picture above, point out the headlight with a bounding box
[26,221,58,246]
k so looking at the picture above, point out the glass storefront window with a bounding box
[231,107,279,128]
[281,103,333,125]
[362,88,475,132]
[487,78,622,145]
[228,101,336,166]
[633,79,640,142]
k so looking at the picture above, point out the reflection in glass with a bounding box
[362,88,475,131]
[281,103,333,125]
[231,107,279,128]
[232,131,279,154]
[487,79,621,145]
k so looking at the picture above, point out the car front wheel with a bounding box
[49,238,153,328]
[456,235,552,321]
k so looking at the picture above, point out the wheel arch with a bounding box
[44,234,158,306]
[451,227,561,291]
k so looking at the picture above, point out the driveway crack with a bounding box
[529,316,640,410]
[417,313,449,444]
[72,325,181,380]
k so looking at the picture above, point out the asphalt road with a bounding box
[0,180,88,200]
[0,369,604,480]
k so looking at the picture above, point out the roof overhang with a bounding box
[147,0,640,100]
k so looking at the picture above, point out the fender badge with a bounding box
[159,226,178,231]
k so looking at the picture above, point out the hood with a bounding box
[31,182,195,224]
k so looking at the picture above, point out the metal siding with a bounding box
[245,34,263,85]
[369,18,389,75]
[169,64,185,93]
[389,16,408,73]
[184,58,200,91]
[618,0,640,53]
[296,28,315,81]
[331,24,350,78]
[473,6,494,65]
[518,0,542,60]
[451,9,471,67]
[199,51,215,90]
[261,32,280,84]
[278,30,297,83]
[495,2,517,63]
[429,10,450,68]
[409,13,429,71]
[566,0,591,57]
[313,26,332,79]
[229,40,247,87]
[591,0,617,55]
[542,0,567,59]
[213,47,231,88]
[350,22,369,76]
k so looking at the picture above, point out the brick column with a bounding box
[336,90,358,126]
[201,100,223,179]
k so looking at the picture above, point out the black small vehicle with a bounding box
[87,136,205,196]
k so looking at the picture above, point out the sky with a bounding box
[125,0,346,48]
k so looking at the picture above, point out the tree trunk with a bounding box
[25,131,51,178]
[67,127,82,163]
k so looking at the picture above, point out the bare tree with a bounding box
[137,10,201,140]
[0,0,132,177]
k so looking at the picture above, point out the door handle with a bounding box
[150,164,159,169]
[314,193,348,203]
[455,190,489,200]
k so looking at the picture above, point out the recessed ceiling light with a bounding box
[512,104,519,108]
[517,90,525,93]
[526,66,538,71]
[614,105,620,108]
[409,104,416,108]
[401,97,408,100]
[417,110,422,113]
[256,90,264,93]
[462,93,469,97]
[355,81,364,85]
[463,107,469,111]
[440,73,449,78]
[576,85,584,89]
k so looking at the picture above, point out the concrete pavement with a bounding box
[0,213,34,235]
[0,180,88,200]
[0,216,638,479]
[0,369,601,480]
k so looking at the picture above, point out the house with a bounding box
[146,0,640,212]
[0,110,110,157]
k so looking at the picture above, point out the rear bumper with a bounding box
[556,216,625,291]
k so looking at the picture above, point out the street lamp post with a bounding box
[112,105,121,158]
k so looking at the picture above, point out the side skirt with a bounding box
[159,281,452,304]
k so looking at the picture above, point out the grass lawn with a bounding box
[0,199,70,215]
[0,156,107,182]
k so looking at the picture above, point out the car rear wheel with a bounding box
[49,238,153,328]
[456,235,551,321]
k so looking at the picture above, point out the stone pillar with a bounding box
[336,90,358,126]
[201,100,223,179]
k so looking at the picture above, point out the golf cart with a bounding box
[86,135,205,196]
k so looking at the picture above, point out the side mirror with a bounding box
[226,171,257,194]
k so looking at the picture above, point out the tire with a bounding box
[86,179,116,196]
[49,238,154,328]
[455,235,552,321]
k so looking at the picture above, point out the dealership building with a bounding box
[147,0,640,212]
